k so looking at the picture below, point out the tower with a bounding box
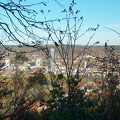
[50,48,55,69]
[35,58,42,68]
[84,58,88,69]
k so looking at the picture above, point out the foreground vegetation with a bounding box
[0,46,120,120]
[0,0,120,120]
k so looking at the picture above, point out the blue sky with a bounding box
[44,0,120,45]
[0,0,120,45]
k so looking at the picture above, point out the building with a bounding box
[49,48,55,69]
[35,58,43,68]
[1,59,10,70]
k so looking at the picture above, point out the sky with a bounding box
[45,0,120,45]
[0,0,120,45]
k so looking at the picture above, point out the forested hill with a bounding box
[1,45,120,56]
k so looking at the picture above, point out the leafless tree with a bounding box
[0,0,102,119]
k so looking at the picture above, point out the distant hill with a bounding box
[0,45,120,58]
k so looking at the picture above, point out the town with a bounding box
[0,45,120,111]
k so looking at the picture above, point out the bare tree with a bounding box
[0,0,103,119]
